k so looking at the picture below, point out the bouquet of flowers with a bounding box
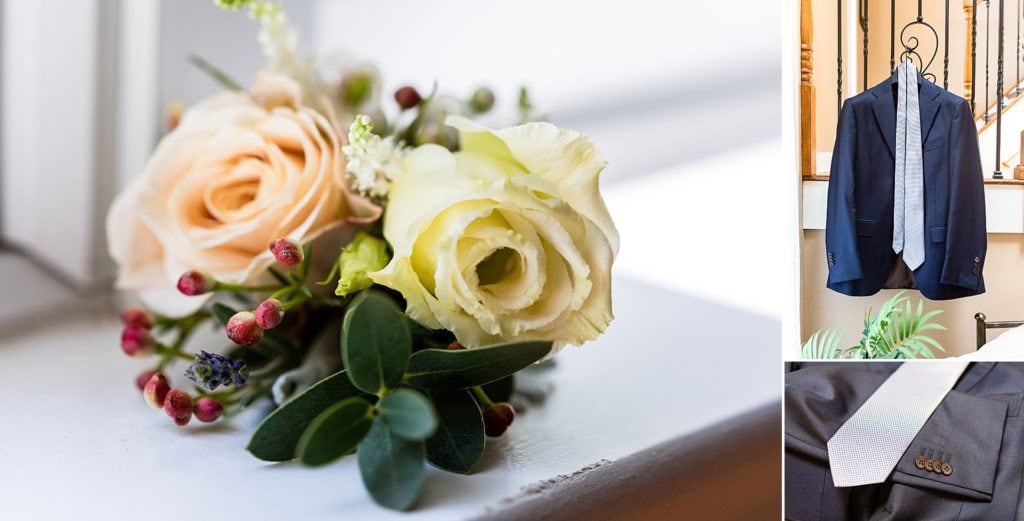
[109,0,618,511]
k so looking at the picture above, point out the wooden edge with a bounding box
[473,402,781,521]
[802,174,1024,185]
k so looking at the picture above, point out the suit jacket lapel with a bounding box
[918,80,942,143]
[869,81,897,159]
[868,77,944,158]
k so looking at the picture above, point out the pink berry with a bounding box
[269,238,303,267]
[121,326,155,357]
[143,373,170,409]
[176,270,214,296]
[255,299,285,329]
[483,403,515,437]
[135,369,158,391]
[163,389,192,426]
[226,311,263,346]
[120,308,153,329]
[394,86,422,109]
[193,397,224,423]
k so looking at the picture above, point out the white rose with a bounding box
[371,116,618,349]
[107,71,379,316]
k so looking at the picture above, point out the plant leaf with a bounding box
[211,302,238,327]
[358,417,426,511]
[342,291,412,394]
[296,397,373,466]
[425,388,485,474]
[801,328,846,359]
[247,370,363,461]
[404,341,552,389]
[853,291,945,359]
[379,388,438,441]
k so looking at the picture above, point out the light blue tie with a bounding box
[828,362,968,487]
[893,60,925,270]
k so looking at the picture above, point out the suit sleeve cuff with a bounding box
[890,390,1009,501]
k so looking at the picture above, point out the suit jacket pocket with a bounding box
[857,219,877,237]
[931,225,947,243]
[923,137,944,153]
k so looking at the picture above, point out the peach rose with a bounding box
[107,71,379,316]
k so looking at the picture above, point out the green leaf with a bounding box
[844,290,946,359]
[425,389,485,474]
[379,388,438,441]
[358,417,425,511]
[342,291,412,394]
[211,302,238,327]
[247,370,363,462]
[800,328,846,359]
[187,53,243,91]
[296,397,373,466]
[404,340,552,389]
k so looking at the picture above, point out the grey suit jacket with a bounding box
[786,363,1024,520]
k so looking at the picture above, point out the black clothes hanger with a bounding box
[891,61,925,86]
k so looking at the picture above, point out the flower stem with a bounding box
[156,345,194,362]
[471,386,495,409]
[214,281,284,293]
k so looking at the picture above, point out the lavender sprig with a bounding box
[185,351,248,391]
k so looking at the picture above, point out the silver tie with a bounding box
[827,361,968,487]
[892,60,925,270]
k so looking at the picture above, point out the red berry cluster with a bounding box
[120,308,156,357]
[483,402,516,437]
[269,238,303,267]
[122,237,307,425]
[139,371,224,426]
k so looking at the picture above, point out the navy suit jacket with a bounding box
[787,363,1024,520]
[825,76,987,300]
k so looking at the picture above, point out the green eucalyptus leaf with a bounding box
[342,291,412,394]
[358,417,426,511]
[425,389,485,474]
[296,397,373,466]
[247,370,363,462]
[211,302,238,327]
[404,341,552,389]
[379,388,437,441]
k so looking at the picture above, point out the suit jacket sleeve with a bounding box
[825,102,864,284]
[940,99,987,290]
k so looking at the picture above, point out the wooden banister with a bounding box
[800,0,816,177]
[964,0,975,103]
[1015,130,1024,179]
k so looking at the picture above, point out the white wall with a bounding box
[2,0,783,286]
[1,0,110,287]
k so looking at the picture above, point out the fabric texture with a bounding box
[826,361,968,487]
[892,60,925,270]
[786,363,1024,521]
[825,75,987,300]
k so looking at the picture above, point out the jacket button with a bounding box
[915,455,927,469]
[975,256,981,262]
[941,462,953,476]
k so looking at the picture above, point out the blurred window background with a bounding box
[0,0,780,331]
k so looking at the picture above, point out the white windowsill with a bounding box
[802,179,1024,233]
[0,144,783,520]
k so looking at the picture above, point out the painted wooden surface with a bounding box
[0,144,783,520]
[802,179,1024,232]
